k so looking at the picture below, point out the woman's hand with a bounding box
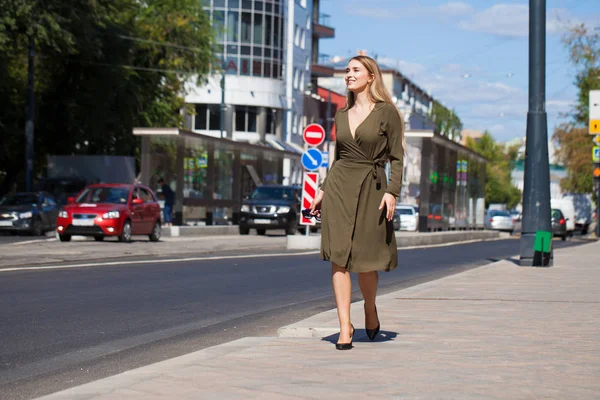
[379,193,397,221]
[310,189,324,218]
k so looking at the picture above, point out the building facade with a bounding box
[136,0,338,225]
[185,0,318,185]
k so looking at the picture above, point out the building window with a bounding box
[214,11,225,42]
[294,25,300,46]
[227,11,239,42]
[300,29,306,49]
[195,104,221,131]
[253,14,264,44]
[235,106,258,132]
[266,109,277,134]
[241,12,252,43]
[293,68,299,89]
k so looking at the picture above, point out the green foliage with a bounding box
[553,124,595,199]
[0,0,215,194]
[562,24,600,125]
[553,24,599,198]
[465,132,522,209]
[429,101,463,139]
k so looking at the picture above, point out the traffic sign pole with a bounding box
[590,91,600,134]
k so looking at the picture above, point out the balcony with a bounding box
[311,53,335,77]
[313,13,335,39]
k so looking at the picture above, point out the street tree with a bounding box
[0,0,215,196]
[429,101,463,139]
[465,131,522,209]
[552,23,599,198]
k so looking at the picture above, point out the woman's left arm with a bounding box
[386,107,405,198]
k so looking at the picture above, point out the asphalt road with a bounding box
[0,237,589,400]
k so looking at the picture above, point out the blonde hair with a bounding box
[343,55,406,153]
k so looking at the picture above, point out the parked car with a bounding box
[394,204,419,231]
[36,176,91,206]
[484,209,514,232]
[551,208,568,240]
[0,192,59,235]
[56,184,161,243]
[238,185,309,235]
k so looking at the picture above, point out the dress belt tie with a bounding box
[341,158,387,185]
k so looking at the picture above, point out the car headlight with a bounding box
[102,211,120,219]
[58,210,68,218]
[241,205,250,212]
[276,206,290,213]
[19,211,33,219]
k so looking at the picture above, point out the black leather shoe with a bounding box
[365,305,380,341]
[336,324,354,350]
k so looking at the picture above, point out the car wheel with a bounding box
[31,219,43,236]
[58,234,71,242]
[94,235,104,242]
[581,225,588,235]
[310,226,319,233]
[119,220,132,243]
[286,225,297,235]
[561,234,567,241]
[256,229,266,235]
[239,226,250,235]
[149,221,161,242]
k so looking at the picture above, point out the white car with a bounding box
[395,205,418,231]
[485,210,514,232]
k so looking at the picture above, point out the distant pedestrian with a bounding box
[310,55,405,350]
[158,178,174,227]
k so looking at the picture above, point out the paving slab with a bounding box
[34,240,600,399]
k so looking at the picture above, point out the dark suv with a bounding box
[238,185,302,235]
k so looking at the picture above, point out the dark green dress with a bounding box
[320,102,405,272]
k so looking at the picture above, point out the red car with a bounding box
[56,184,162,243]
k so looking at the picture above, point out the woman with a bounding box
[310,55,405,350]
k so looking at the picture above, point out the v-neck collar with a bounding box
[346,102,385,140]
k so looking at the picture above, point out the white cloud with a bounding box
[375,56,427,77]
[458,4,529,37]
[439,2,473,16]
[458,4,584,37]
[344,1,474,21]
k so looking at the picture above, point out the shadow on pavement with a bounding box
[321,330,398,344]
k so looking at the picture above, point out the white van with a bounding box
[563,194,593,234]
[551,198,575,235]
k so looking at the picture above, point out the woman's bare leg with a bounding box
[332,263,353,343]
[358,271,379,329]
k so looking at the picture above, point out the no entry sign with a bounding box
[303,124,326,147]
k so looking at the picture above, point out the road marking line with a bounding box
[0,237,503,273]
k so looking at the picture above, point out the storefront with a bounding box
[134,128,301,225]
[403,132,487,232]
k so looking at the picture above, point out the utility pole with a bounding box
[519,0,553,266]
[220,60,226,139]
[25,36,35,192]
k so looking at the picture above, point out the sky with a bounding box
[318,0,600,143]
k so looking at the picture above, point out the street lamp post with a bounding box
[520,0,553,267]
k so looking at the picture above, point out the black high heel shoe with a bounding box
[365,305,380,341]
[336,324,354,350]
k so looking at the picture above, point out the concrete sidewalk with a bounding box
[35,240,600,400]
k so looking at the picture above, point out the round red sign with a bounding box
[303,124,326,147]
